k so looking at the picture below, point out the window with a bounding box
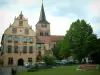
[45,24,47,28]
[29,38,33,43]
[45,32,48,36]
[19,21,23,26]
[12,28,17,33]
[8,36,12,42]
[40,32,43,36]
[41,25,44,27]
[41,24,47,28]
[8,57,13,65]
[14,46,18,53]
[25,29,29,34]
[23,37,27,43]
[28,58,32,62]
[29,46,33,53]
[23,46,27,53]
[37,44,41,49]
[20,15,23,19]
[8,45,12,53]
[14,37,18,43]
[14,41,18,43]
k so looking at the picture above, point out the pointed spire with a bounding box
[19,11,23,19]
[42,0,43,4]
[38,0,49,24]
[20,11,23,16]
[21,11,22,14]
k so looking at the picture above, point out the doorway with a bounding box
[18,58,24,66]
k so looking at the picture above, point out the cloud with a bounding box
[0,0,100,43]
[47,15,73,35]
[88,0,100,16]
[49,0,89,20]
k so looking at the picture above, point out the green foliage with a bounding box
[90,38,100,64]
[18,65,100,75]
[52,40,62,59]
[31,63,39,69]
[43,56,56,66]
[61,19,97,61]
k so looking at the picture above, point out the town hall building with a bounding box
[0,2,63,66]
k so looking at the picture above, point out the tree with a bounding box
[60,38,71,59]
[61,19,97,62]
[52,40,62,59]
[90,38,100,64]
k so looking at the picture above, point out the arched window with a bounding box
[40,32,43,36]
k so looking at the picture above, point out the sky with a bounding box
[0,0,100,42]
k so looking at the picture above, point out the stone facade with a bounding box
[1,12,36,66]
[0,2,63,66]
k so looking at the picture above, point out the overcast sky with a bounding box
[0,0,100,42]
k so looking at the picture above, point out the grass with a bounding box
[17,65,100,75]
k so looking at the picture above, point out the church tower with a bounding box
[35,1,52,61]
[36,0,50,36]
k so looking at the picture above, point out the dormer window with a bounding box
[20,15,22,19]
[25,29,29,34]
[19,21,23,26]
[12,28,17,33]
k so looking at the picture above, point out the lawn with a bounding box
[17,65,100,75]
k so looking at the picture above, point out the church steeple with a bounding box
[38,0,50,24]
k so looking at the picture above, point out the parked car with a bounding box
[61,60,67,65]
[74,60,80,64]
[37,62,47,69]
[24,62,34,68]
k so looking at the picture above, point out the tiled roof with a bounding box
[36,36,51,44]
[36,35,63,43]
[50,35,63,42]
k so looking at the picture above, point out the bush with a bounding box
[43,56,56,66]
[31,63,39,69]
[27,63,39,72]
